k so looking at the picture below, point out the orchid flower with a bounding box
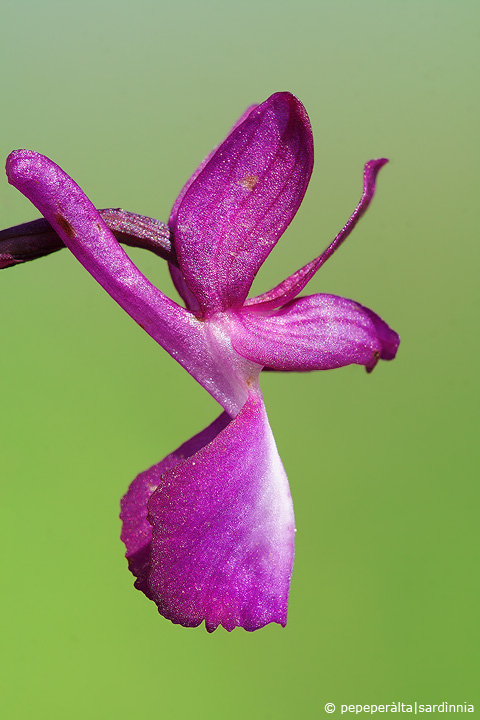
[2,92,399,632]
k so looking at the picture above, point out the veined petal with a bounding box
[170,92,313,315]
[0,210,175,268]
[145,390,295,632]
[120,411,231,598]
[246,159,388,310]
[231,294,400,372]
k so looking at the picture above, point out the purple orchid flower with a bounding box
[3,92,399,632]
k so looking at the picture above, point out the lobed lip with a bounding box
[3,91,399,631]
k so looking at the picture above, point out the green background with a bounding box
[1,1,478,717]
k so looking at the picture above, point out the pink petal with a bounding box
[231,294,400,372]
[170,92,313,315]
[146,390,295,632]
[246,159,388,310]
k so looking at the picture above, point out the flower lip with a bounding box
[145,387,294,632]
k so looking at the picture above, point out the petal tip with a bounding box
[368,157,389,168]
[6,150,52,192]
[366,325,400,373]
[364,157,389,186]
[6,149,37,176]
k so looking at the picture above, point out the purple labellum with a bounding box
[3,91,400,632]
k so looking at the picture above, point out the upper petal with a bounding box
[231,294,400,372]
[146,389,295,632]
[170,92,314,315]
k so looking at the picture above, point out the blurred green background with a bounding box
[1,0,478,717]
